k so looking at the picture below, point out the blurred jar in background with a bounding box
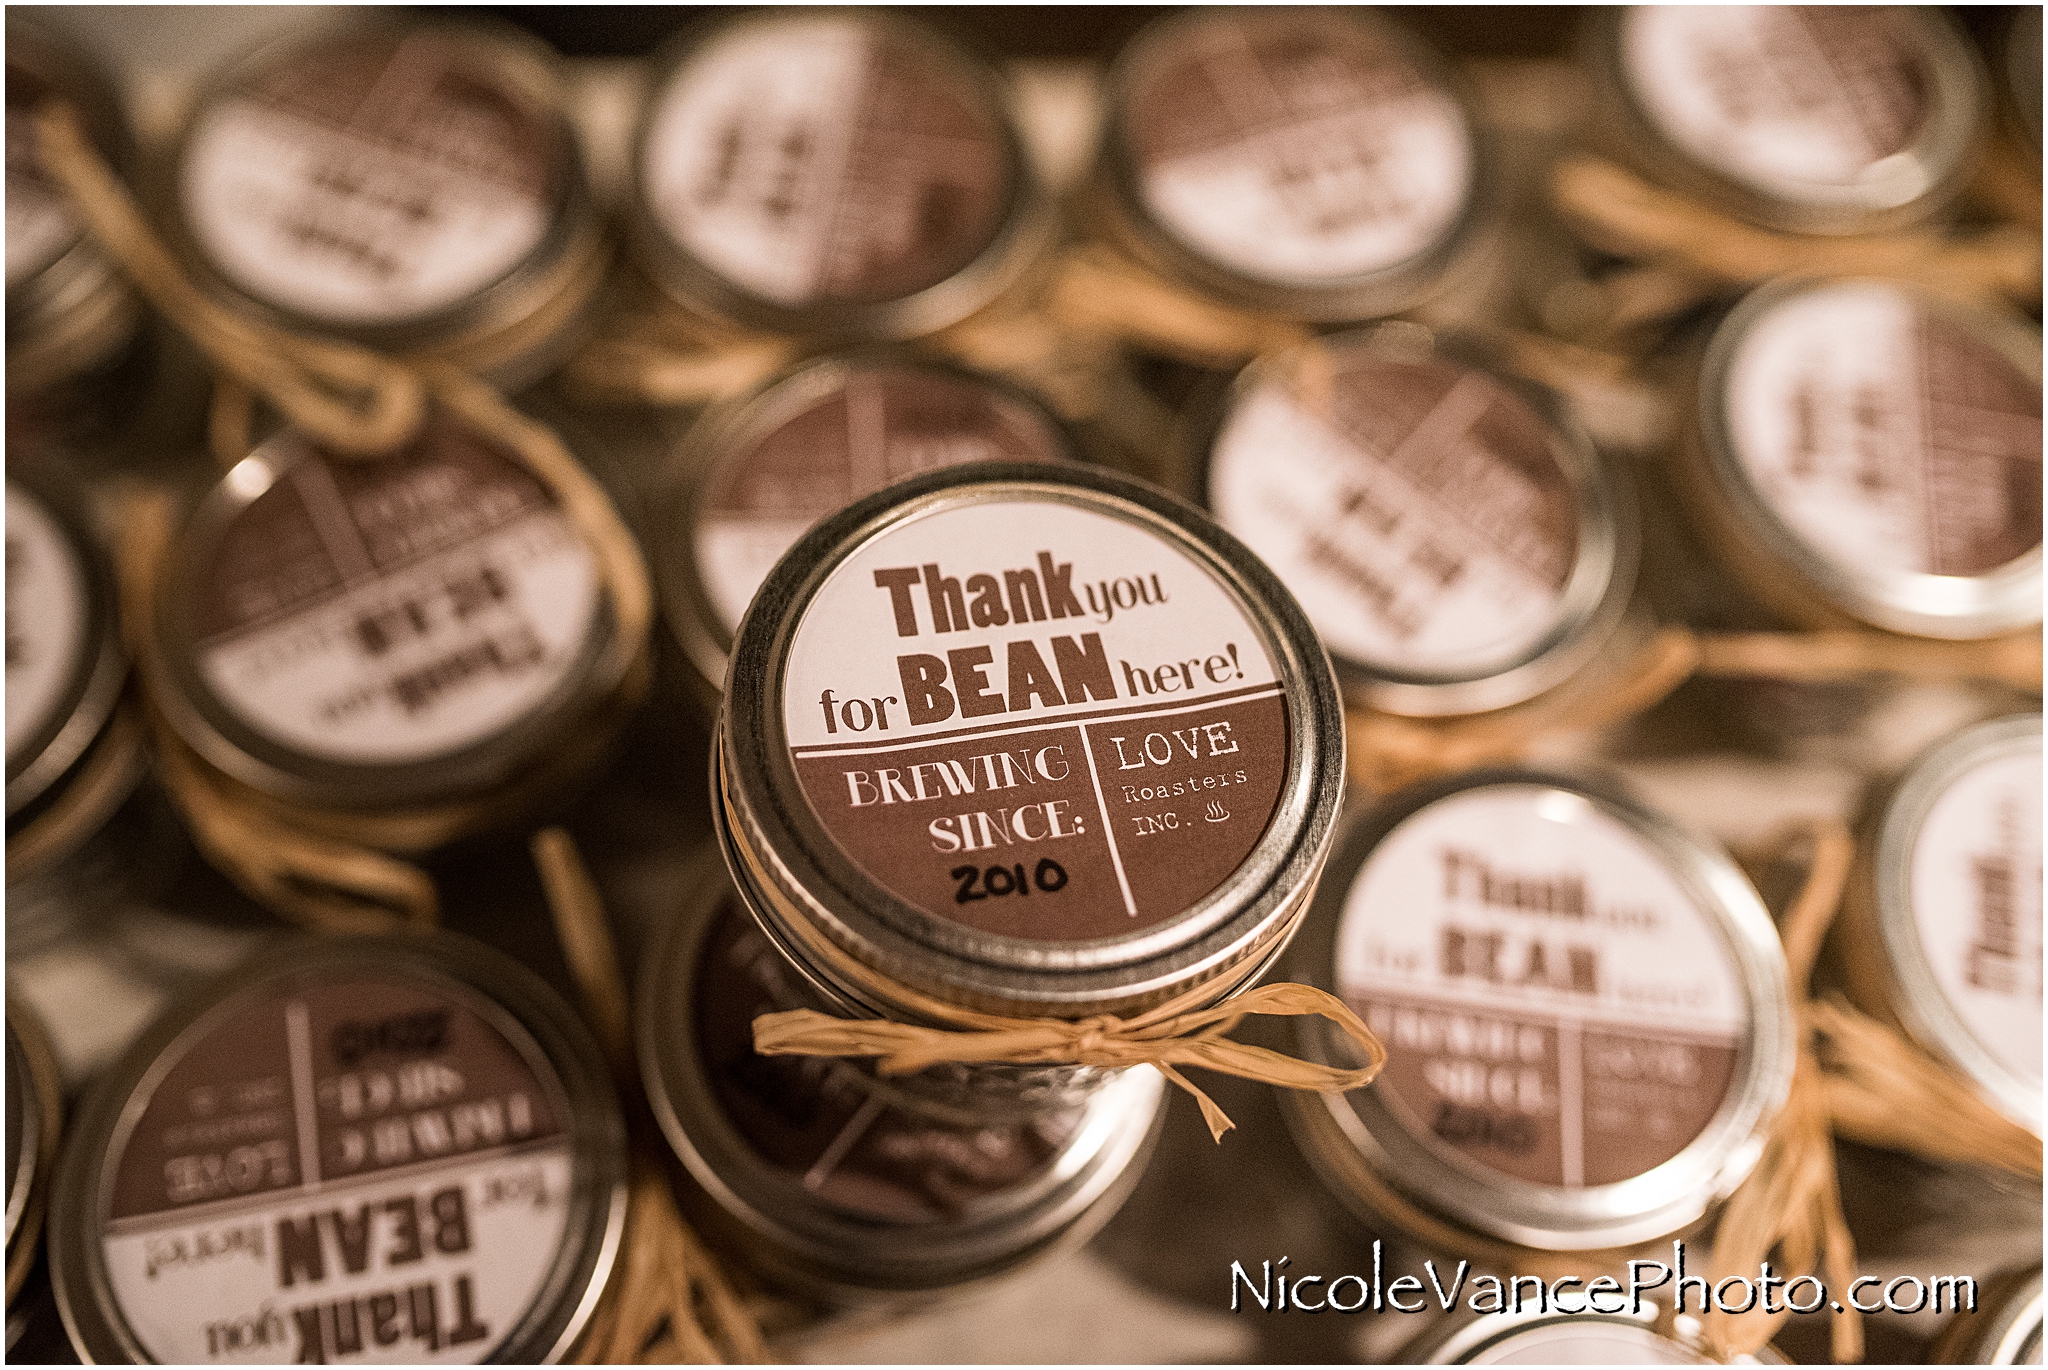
[655,353,1079,709]
[1088,7,1495,329]
[1836,713,2042,1137]
[639,860,1165,1308]
[1932,1265,2043,1365]
[5,17,145,422]
[1581,6,1987,236]
[166,21,606,388]
[1193,325,1640,722]
[1284,771,1796,1266]
[629,10,1052,343]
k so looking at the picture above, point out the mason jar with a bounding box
[1678,277,2041,642]
[1193,325,1639,719]
[629,9,1052,343]
[658,352,1081,710]
[165,21,604,388]
[1933,1265,2043,1365]
[5,16,143,408]
[1580,6,1987,235]
[1836,713,2042,1135]
[48,930,627,1364]
[5,995,63,1309]
[144,415,640,821]
[716,459,1345,1112]
[638,854,1164,1305]
[1089,6,1492,326]
[1284,770,1796,1260]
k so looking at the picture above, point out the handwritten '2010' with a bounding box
[952,859,1069,903]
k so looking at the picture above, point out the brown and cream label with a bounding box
[1338,786,1747,1190]
[781,497,1290,943]
[195,424,598,766]
[1123,11,1470,286]
[180,33,552,325]
[641,15,1010,307]
[1908,743,2043,1091]
[696,367,1065,633]
[1620,6,1932,202]
[1210,354,1577,674]
[1724,282,2043,579]
[694,906,1080,1221]
[5,480,90,767]
[5,62,78,288]
[98,972,575,1363]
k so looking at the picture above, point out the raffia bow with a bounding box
[753,980,1386,1144]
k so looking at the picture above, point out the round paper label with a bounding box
[693,906,1081,1221]
[780,495,1291,943]
[1620,6,1932,204]
[1123,11,1471,287]
[180,34,553,326]
[1337,786,1747,1189]
[97,970,575,1364]
[193,426,599,766]
[5,481,91,767]
[1907,744,2043,1090]
[1210,352,1577,675]
[641,15,1011,308]
[695,368,1066,634]
[1723,283,2042,581]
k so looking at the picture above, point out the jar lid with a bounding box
[1936,1266,2044,1365]
[171,23,589,354]
[1097,7,1484,321]
[637,858,1164,1302]
[4,19,119,293]
[718,460,1345,1020]
[1868,713,2042,1133]
[660,352,1078,700]
[1587,6,1985,234]
[1202,328,1636,716]
[149,416,626,811]
[1288,771,1795,1252]
[6,994,63,1304]
[1696,277,2042,639]
[5,464,124,822]
[48,931,627,1364]
[1405,1305,1732,1365]
[631,10,1048,340]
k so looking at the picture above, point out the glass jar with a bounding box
[48,930,627,1364]
[1679,277,2041,641]
[629,10,1052,342]
[1089,6,1490,324]
[145,416,638,817]
[166,22,604,388]
[717,460,1345,1032]
[1284,770,1796,1258]
[1836,713,2042,1135]
[1194,325,1639,718]
[1581,6,1987,235]
[658,352,1080,709]
[5,16,143,408]
[5,995,63,1309]
[1401,1304,1770,1364]
[638,854,1165,1306]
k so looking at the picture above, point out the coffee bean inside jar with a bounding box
[659,353,1078,707]
[169,23,602,386]
[1199,327,1636,718]
[1285,771,1795,1257]
[632,11,1049,340]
